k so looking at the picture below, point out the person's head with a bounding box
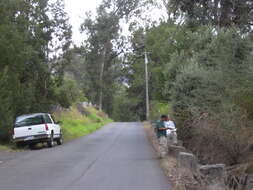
[161,115,167,121]
[167,115,171,121]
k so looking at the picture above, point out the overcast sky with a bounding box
[65,0,102,46]
[64,0,167,46]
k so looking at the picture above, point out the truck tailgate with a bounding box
[14,124,47,139]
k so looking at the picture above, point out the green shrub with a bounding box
[150,101,172,121]
[55,76,86,108]
[168,28,253,164]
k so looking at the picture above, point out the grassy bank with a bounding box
[0,144,13,151]
[54,105,112,142]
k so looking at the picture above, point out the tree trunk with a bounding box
[213,0,219,25]
[220,0,232,27]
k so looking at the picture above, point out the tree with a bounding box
[164,0,253,32]
[80,0,145,112]
[0,0,72,141]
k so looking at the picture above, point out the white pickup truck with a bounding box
[13,113,63,148]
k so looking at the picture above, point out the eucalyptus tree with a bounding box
[80,0,145,112]
[0,0,71,141]
[163,0,253,32]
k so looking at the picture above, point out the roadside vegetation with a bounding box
[54,106,112,142]
[150,101,172,121]
[0,144,13,152]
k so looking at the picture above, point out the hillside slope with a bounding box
[53,103,113,142]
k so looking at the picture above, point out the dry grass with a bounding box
[183,116,253,166]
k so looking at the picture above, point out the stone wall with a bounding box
[168,143,253,190]
[168,143,227,189]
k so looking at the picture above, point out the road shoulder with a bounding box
[143,122,204,190]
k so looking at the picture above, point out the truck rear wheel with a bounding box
[56,134,63,145]
[47,133,54,148]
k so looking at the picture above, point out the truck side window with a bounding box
[44,114,53,124]
[50,115,56,124]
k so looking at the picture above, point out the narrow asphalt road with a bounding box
[0,122,171,190]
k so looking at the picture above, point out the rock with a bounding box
[178,152,198,172]
[77,103,90,116]
[168,145,187,157]
[245,162,253,174]
[177,140,183,146]
[245,175,253,189]
[207,183,226,190]
[199,164,226,182]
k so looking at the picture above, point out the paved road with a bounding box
[0,122,171,190]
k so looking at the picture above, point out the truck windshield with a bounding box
[15,115,44,128]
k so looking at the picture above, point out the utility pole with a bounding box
[144,51,150,120]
